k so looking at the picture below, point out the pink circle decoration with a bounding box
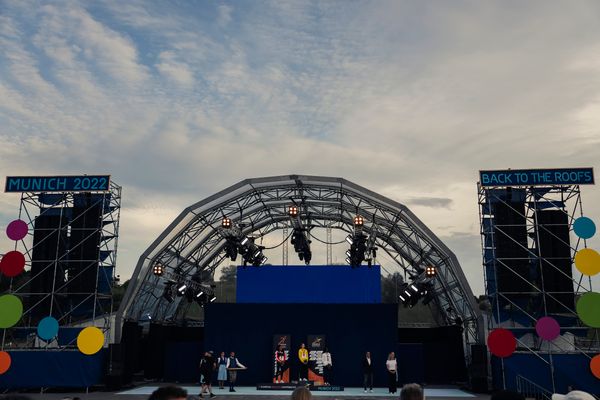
[536,317,560,341]
[6,219,28,241]
[0,251,26,278]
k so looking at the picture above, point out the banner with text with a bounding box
[308,334,326,385]
[5,175,111,192]
[479,168,594,187]
[272,334,291,383]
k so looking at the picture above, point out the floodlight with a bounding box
[222,217,232,228]
[153,263,164,276]
[345,235,353,245]
[425,266,437,278]
[354,215,364,226]
[288,205,299,217]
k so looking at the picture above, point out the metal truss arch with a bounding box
[118,175,480,344]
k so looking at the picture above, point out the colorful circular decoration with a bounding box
[0,294,23,329]
[6,219,28,241]
[576,292,600,328]
[0,250,26,278]
[0,351,11,375]
[574,217,596,239]
[37,316,59,341]
[487,328,516,358]
[77,327,104,355]
[535,316,560,341]
[574,248,600,276]
[591,354,600,379]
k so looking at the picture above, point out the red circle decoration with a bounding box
[591,354,600,380]
[487,328,516,358]
[0,251,26,277]
[0,351,11,374]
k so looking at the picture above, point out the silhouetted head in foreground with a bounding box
[148,385,188,400]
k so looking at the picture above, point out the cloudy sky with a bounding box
[1,0,599,295]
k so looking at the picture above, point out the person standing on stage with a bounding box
[321,347,333,386]
[217,352,228,389]
[362,351,374,393]
[275,345,287,383]
[386,352,398,394]
[199,351,216,398]
[226,351,246,392]
[298,343,309,382]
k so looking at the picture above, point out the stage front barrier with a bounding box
[0,349,106,389]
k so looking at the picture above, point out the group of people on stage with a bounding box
[363,350,401,394]
[198,350,246,397]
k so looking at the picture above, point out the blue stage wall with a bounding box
[204,303,397,387]
[236,265,381,303]
[492,353,600,395]
[0,349,106,389]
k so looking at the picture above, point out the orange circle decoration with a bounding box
[0,351,11,375]
[487,328,516,358]
[591,354,600,380]
[574,249,600,276]
[76,327,104,355]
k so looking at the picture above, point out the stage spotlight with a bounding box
[410,284,418,292]
[399,294,406,302]
[253,249,262,258]
[425,266,437,278]
[153,263,164,276]
[224,241,238,261]
[346,250,351,257]
[345,257,351,264]
[241,237,249,246]
[261,256,268,265]
[195,290,205,298]
[209,295,217,303]
[222,217,232,228]
[177,284,187,295]
[354,215,364,226]
[288,205,299,217]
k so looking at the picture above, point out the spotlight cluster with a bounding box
[220,216,268,267]
[287,204,312,265]
[162,280,217,306]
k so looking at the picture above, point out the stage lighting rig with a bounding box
[287,203,312,265]
[162,281,175,303]
[222,216,232,228]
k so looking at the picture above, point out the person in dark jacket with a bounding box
[362,351,374,392]
[199,351,216,398]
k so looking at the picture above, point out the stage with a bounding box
[117,385,476,398]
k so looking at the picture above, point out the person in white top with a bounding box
[225,351,246,392]
[386,352,398,394]
[321,348,333,385]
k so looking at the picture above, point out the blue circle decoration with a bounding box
[574,217,596,239]
[37,317,59,341]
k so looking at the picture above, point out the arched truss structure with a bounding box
[118,175,481,344]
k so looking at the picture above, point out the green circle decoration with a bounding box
[0,294,23,328]
[576,292,600,328]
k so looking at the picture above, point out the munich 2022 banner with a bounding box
[308,334,326,385]
[273,334,291,383]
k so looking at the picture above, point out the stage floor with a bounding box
[118,385,477,398]
[15,385,483,400]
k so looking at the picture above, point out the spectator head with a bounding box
[400,383,424,400]
[552,391,596,400]
[148,385,188,400]
[291,387,312,400]
[491,390,525,400]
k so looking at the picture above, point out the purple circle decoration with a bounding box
[6,220,28,241]
[536,316,560,341]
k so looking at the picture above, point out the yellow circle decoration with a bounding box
[76,327,105,355]
[574,248,600,276]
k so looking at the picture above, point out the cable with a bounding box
[260,231,294,250]
[308,232,347,245]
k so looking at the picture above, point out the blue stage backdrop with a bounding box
[236,265,381,303]
[204,303,397,387]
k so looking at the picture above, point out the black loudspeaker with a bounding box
[30,211,68,319]
[535,210,574,313]
[492,190,531,304]
[469,344,488,393]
